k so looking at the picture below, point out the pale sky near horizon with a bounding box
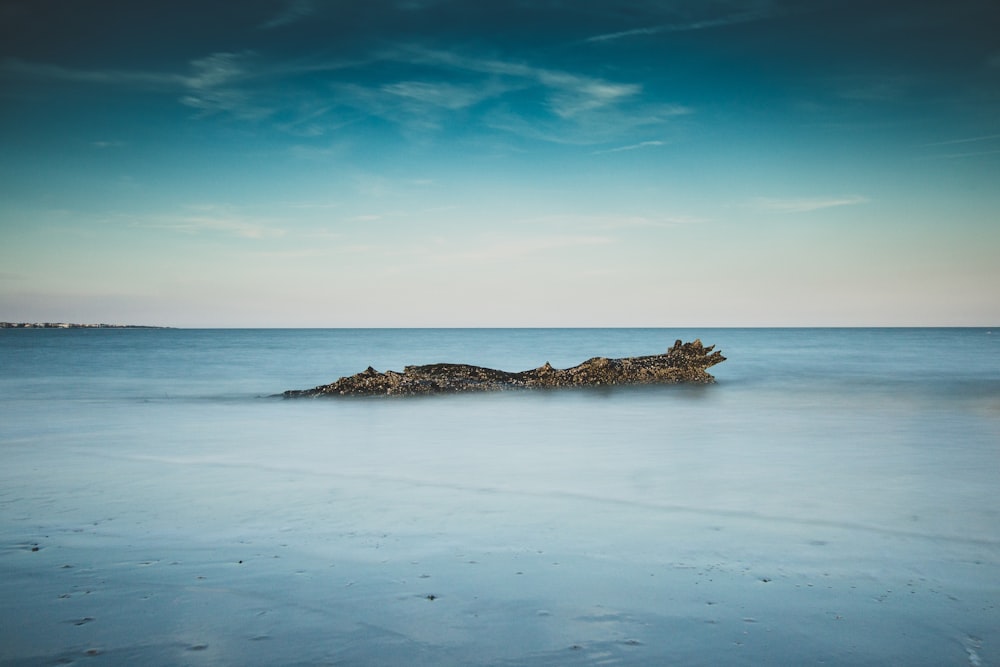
[1,0,998,327]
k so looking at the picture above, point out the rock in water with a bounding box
[283,339,725,398]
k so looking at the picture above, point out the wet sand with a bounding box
[3,464,996,666]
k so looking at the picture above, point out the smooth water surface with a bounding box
[1,328,998,665]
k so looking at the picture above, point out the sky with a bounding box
[1,0,998,327]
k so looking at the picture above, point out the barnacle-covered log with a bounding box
[283,339,724,398]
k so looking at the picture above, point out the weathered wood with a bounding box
[283,339,725,398]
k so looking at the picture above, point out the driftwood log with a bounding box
[283,339,725,398]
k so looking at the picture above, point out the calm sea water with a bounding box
[1,328,998,665]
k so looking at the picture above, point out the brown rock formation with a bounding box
[283,339,725,398]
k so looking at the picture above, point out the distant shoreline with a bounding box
[0,322,171,329]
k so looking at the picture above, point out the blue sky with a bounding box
[1,0,998,326]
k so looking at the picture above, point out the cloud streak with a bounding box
[0,57,185,88]
[379,47,688,143]
[1,51,367,126]
[429,234,613,264]
[922,133,1000,147]
[2,41,688,147]
[133,206,286,239]
[517,213,707,230]
[750,196,869,213]
[592,140,665,155]
[260,0,316,29]
[586,9,773,43]
[381,80,499,110]
[398,47,642,119]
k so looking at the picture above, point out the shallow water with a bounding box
[1,328,998,665]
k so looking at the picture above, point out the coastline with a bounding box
[0,322,170,329]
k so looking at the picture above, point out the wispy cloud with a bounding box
[260,0,316,29]
[275,102,342,137]
[518,213,707,229]
[398,47,642,120]
[179,51,276,119]
[327,46,664,143]
[920,149,1000,160]
[3,43,685,145]
[600,214,707,228]
[535,73,640,119]
[179,52,373,126]
[834,76,911,103]
[0,57,184,88]
[586,9,773,43]
[340,77,517,133]
[430,234,613,264]
[288,140,353,160]
[587,25,664,43]
[750,196,869,213]
[482,99,687,146]
[922,133,1000,147]
[284,201,341,210]
[1,51,366,127]
[1,52,271,120]
[381,80,501,110]
[134,206,286,239]
[919,133,1000,159]
[592,140,665,155]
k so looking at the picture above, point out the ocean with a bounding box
[1,328,998,665]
